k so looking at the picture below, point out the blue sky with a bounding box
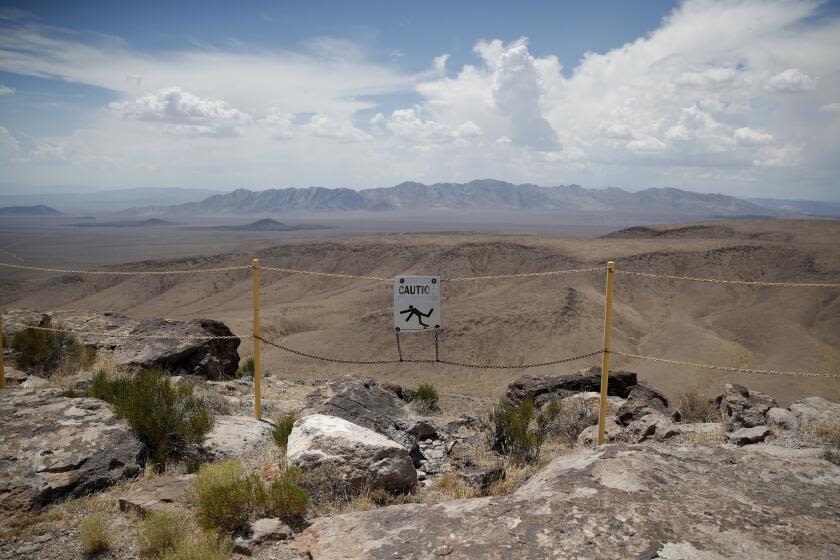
[1,0,839,200]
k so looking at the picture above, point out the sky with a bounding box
[0,0,839,200]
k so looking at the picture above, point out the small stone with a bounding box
[233,518,291,556]
[433,544,453,556]
[726,426,772,446]
[766,407,799,430]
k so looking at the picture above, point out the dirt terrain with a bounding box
[2,218,839,403]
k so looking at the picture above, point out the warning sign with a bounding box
[394,276,440,331]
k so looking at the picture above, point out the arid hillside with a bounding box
[2,219,839,403]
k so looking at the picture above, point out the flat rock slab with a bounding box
[295,443,840,559]
[506,366,638,406]
[203,415,275,460]
[117,474,195,516]
[789,397,840,427]
[0,388,143,513]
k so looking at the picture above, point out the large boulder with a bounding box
[300,376,425,462]
[506,366,637,406]
[287,414,417,493]
[295,443,840,559]
[0,388,143,513]
[1,309,240,379]
[789,397,840,428]
[714,383,777,430]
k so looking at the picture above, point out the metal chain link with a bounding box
[16,325,241,341]
[445,266,605,282]
[0,262,250,275]
[615,269,840,289]
[436,350,604,369]
[260,266,391,282]
[609,350,840,378]
[256,335,401,365]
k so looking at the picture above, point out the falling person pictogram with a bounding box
[400,305,434,328]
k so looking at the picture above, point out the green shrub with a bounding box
[136,509,192,558]
[678,391,719,423]
[193,460,254,534]
[156,531,232,560]
[12,326,95,375]
[415,383,440,408]
[272,415,296,450]
[236,357,254,378]
[486,398,561,464]
[193,461,310,534]
[88,368,214,470]
[79,513,111,555]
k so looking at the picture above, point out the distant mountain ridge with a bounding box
[123,180,777,218]
[0,205,62,216]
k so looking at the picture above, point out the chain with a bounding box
[0,262,250,275]
[16,325,241,340]
[615,269,840,289]
[256,335,401,365]
[395,330,403,362]
[610,350,840,378]
[436,349,604,369]
[445,266,605,282]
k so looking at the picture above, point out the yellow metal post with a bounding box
[0,324,5,391]
[252,259,262,421]
[597,261,616,445]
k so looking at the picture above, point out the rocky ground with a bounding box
[1,313,839,559]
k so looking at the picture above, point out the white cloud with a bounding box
[765,68,817,93]
[302,114,371,143]
[264,108,295,140]
[433,54,449,73]
[675,67,738,88]
[819,102,840,113]
[111,87,251,137]
[753,144,802,167]
[0,85,14,94]
[0,125,20,160]
[734,127,773,146]
[385,107,480,144]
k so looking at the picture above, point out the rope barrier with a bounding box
[260,265,390,282]
[18,325,241,341]
[615,269,840,289]
[444,266,606,282]
[0,262,250,275]
[609,350,840,378]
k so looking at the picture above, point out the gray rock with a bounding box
[616,385,680,425]
[295,443,840,559]
[458,467,505,494]
[117,474,195,516]
[300,376,425,463]
[202,415,274,460]
[234,518,291,556]
[288,414,417,492]
[725,425,772,446]
[577,417,625,445]
[766,407,800,430]
[0,388,143,513]
[1,308,241,379]
[506,366,638,406]
[714,383,777,430]
[20,375,50,389]
[624,413,680,443]
[789,397,840,427]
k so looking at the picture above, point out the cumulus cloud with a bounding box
[302,114,371,142]
[265,109,295,140]
[385,107,480,144]
[734,127,773,146]
[0,125,20,159]
[111,87,251,137]
[0,85,14,94]
[819,102,840,113]
[765,68,817,93]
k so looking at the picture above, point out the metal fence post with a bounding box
[597,261,616,444]
[252,259,262,421]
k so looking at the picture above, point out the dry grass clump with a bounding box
[411,383,440,414]
[683,423,726,444]
[424,472,477,501]
[272,415,296,450]
[156,530,233,560]
[678,391,720,423]
[0,508,70,540]
[547,397,598,445]
[79,513,112,555]
[813,422,840,448]
[136,509,193,558]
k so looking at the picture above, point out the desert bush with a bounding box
[156,531,232,560]
[299,464,358,513]
[272,415,296,450]
[412,383,440,413]
[678,391,719,423]
[193,460,254,534]
[485,397,562,464]
[236,357,254,378]
[88,368,214,470]
[79,513,111,555]
[547,397,599,445]
[12,326,95,376]
[255,479,309,520]
[136,509,192,558]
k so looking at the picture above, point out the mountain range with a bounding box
[123,180,789,218]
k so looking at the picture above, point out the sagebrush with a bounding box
[136,509,192,558]
[88,368,214,470]
[678,391,720,423]
[79,513,111,555]
[413,383,440,412]
[485,397,562,464]
[12,326,95,376]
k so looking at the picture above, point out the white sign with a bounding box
[394,276,440,331]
